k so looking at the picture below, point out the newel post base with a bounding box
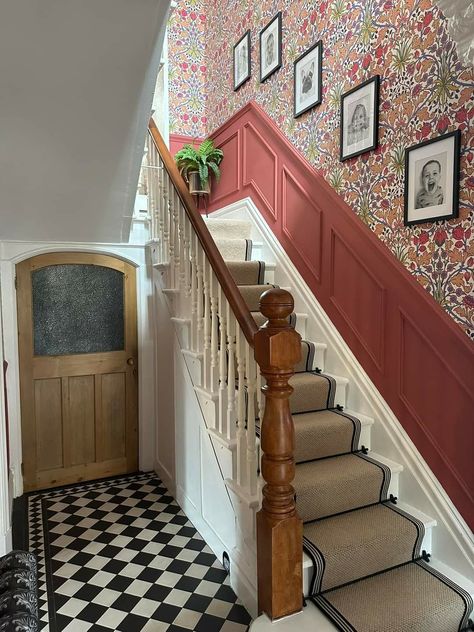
[254,288,303,621]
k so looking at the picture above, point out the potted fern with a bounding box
[174,139,223,195]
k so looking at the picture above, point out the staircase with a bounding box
[204,217,473,632]
[144,120,474,632]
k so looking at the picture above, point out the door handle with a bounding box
[127,357,135,366]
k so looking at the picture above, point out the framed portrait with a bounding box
[233,31,251,91]
[340,75,380,161]
[260,12,282,83]
[404,130,461,226]
[294,41,323,118]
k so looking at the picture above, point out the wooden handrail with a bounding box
[148,119,258,346]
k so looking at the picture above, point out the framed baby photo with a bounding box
[234,31,251,91]
[294,41,323,118]
[340,75,380,161]
[260,12,282,83]
[404,130,461,226]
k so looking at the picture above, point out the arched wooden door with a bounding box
[16,252,138,491]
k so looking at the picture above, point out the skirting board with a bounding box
[209,197,474,579]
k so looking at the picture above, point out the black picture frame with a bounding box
[259,12,282,83]
[233,31,251,91]
[340,75,380,161]
[294,41,323,118]
[404,130,461,226]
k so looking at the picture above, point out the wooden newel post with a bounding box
[254,288,303,620]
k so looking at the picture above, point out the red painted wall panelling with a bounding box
[207,101,474,528]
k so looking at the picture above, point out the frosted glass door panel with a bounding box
[32,264,125,356]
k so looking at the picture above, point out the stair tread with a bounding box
[312,560,473,632]
[205,217,252,240]
[289,372,336,414]
[304,502,423,592]
[214,237,252,261]
[226,260,265,285]
[238,283,278,311]
[294,453,390,522]
[294,409,360,463]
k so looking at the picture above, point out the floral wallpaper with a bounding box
[168,0,207,138]
[169,0,474,339]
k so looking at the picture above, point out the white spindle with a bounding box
[157,157,165,262]
[172,189,181,289]
[209,266,219,394]
[217,286,227,437]
[245,344,258,496]
[235,326,247,487]
[202,251,211,390]
[183,213,191,295]
[189,232,198,352]
[226,303,236,442]
[163,173,170,264]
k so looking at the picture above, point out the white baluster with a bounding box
[172,189,180,290]
[209,266,219,394]
[236,326,247,487]
[202,252,211,390]
[226,303,236,442]
[196,236,204,351]
[162,172,170,265]
[189,232,198,352]
[158,157,165,262]
[183,213,191,295]
[245,344,258,497]
[178,200,186,290]
[217,286,227,437]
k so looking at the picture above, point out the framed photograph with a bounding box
[294,41,323,118]
[404,130,461,226]
[340,75,380,161]
[233,31,251,91]
[260,12,282,82]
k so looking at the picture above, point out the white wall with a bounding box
[0,228,155,500]
[0,0,170,244]
[0,282,12,555]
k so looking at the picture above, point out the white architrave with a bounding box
[436,0,474,66]
[0,297,12,556]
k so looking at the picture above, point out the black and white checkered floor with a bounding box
[26,472,251,631]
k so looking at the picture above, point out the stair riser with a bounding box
[296,466,400,524]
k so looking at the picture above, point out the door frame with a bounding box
[0,242,155,498]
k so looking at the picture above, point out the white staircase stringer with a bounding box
[209,198,474,582]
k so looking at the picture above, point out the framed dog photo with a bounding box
[294,41,323,118]
[340,75,380,161]
[234,31,251,91]
[260,12,282,82]
[404,130,461,226]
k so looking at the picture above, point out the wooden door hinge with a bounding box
[14,276,17,290]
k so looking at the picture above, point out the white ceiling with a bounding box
[0,0,170,243]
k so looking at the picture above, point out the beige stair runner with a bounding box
[209,222,473,632]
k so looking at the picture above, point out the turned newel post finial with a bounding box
[254,288,303,621]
